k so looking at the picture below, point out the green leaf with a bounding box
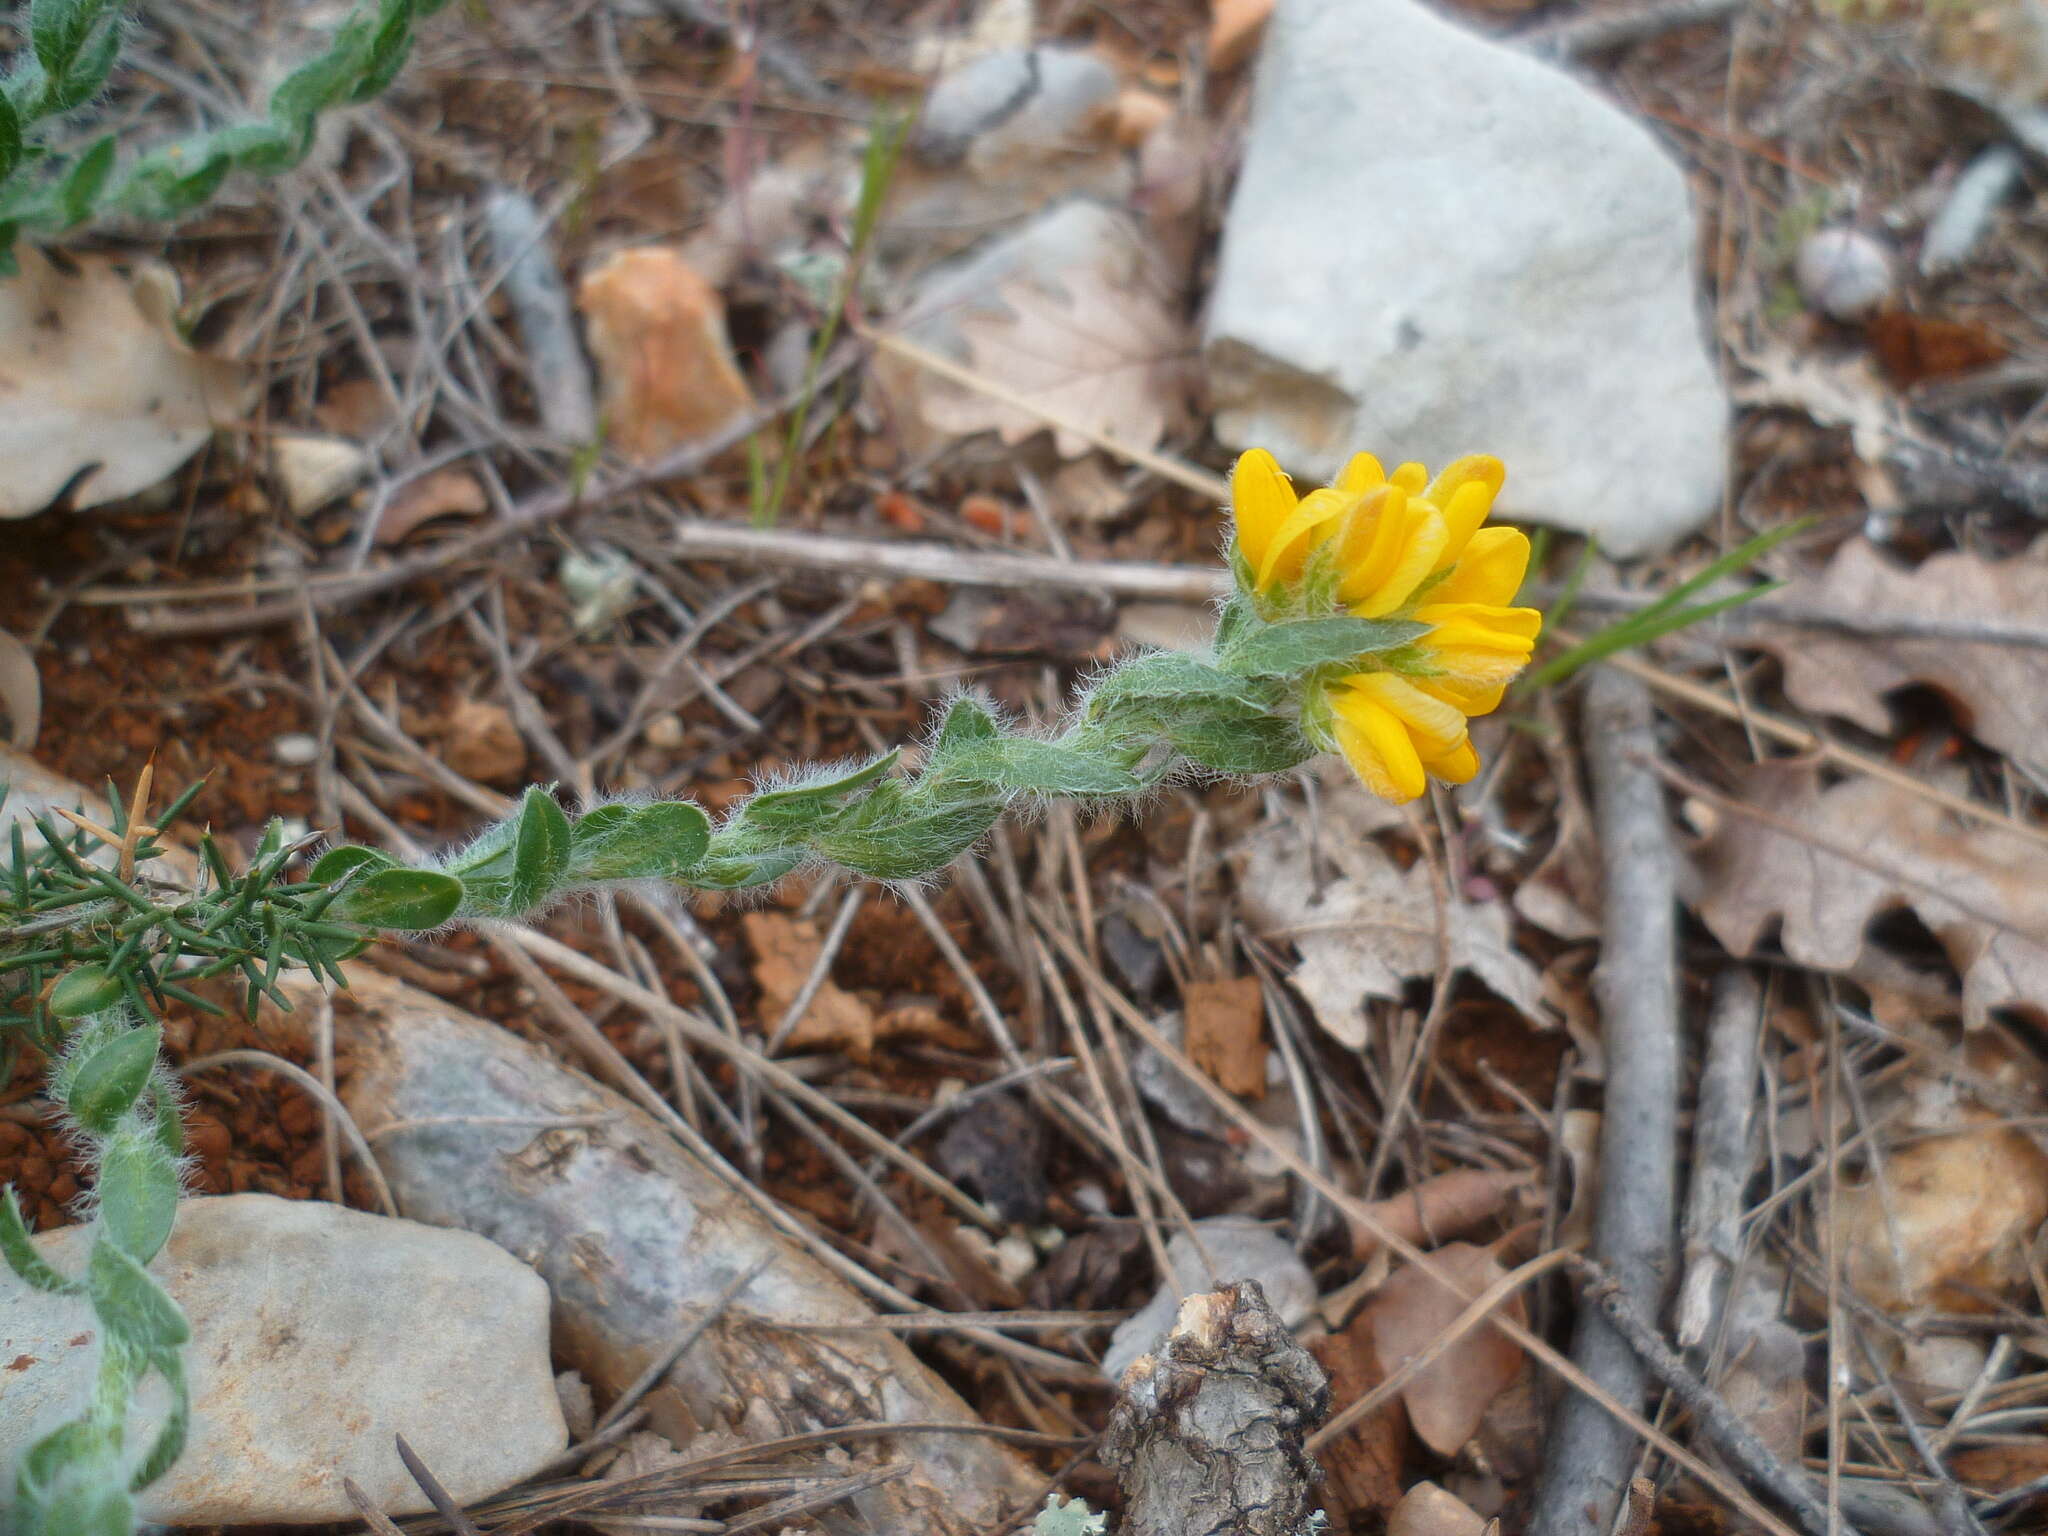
[48,963,123,1019]
[1522,517,1813,691]
[353,0,425,102]
[682,844,808,890]
[97,1124,180,1263]
[1166,707,1312,776]
[568,801,712,882]
[17,1425,132,1536]
[87,1238,188,1351]
[1,1185,81,1295]
[740,752,900,833]
[129,1348,189,1491]
[309,844,395,886]
[1084,652,1275,716]
[0,94,21,182]
[1521,583,1787,691]
[30,0,112,82]
[57,134,112,227]
[333,867,463,930]
[942,737,1140,797]
[506,786,572,912]
[1223,616,1430,679]
[66,1024,161,1135]
[932,694,1001,754]
[31,3,120,119]
[812,780,1003,881]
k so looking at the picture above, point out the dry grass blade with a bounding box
[394,1435,488,1536]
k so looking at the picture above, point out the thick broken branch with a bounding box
[1103,1282,1329,1536]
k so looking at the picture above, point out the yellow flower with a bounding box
[1227,447,1543,804]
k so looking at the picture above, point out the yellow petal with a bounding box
[1257,486,1354,591]
[1390,462,1428,494]
[1425,456,1506,567]
[1425,454,1505,507]
[1336,452,1387,495]
[1432,527,1530,607]
[1417,675,1509,717]
[1330,693,1425,803]
[1415,602,1544,649]
[1344,504,1448,617]
[1421,737,1480,785]
[1434,482,1494,568]
[1230,449,1297,575]
[1341,671,1469,751]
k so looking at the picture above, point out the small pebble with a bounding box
[643,713,686,751]
[1796,227,1894,321]
[272,733,320,767]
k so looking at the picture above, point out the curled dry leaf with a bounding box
[1746,539,2048,773]
[1831,1120,2048,1313]
[578,248,755,462]
[1347,1166,1532,1264]
[1693,759,2048,1027]
[1239,826,1547,1049]
[0,247,256,517]
[918,266,1195,458]
[743,910,877,1058]
[1365,1242,1526,1458]
[439,698,528,787]
[1386,1482,1489,1536]
[375,469,488,546]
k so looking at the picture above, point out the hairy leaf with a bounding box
[333,867,462,930]
[48,962,123,1019]
[128,1348,189,1491]
[1223,616,1430,679]
[309,844,396,886]
[568,800,712,882]
[97,1123,180,1262]
[741,752,901,834]
[941,736,1141,797]
[66,1023,161,1135]
[87,1239,189,1351]
[1,1185,80,1294]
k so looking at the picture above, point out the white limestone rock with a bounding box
[0,1194,564,1524]
[1204,0,1727,556]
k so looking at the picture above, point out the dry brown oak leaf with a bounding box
[1693,759,2048,1027]
[918,268,1194,458]
[1747,539,2048,772]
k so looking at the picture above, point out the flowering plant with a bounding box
[1228,449,1539,803]
[1,445,1537,1535]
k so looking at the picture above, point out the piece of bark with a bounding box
[1527,668,1681,1536]
[318,969,1039,1535]
[1308,1326,1408,1523]
[1676,970,1761,1348]
[1185,976,1268,1099]
[1102,1281,1328,1536]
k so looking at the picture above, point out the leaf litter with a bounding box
[1693,758,2048,1026]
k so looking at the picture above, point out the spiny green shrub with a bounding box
[0,0,452,270]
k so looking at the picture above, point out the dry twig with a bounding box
[1528,668,1682,1536]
